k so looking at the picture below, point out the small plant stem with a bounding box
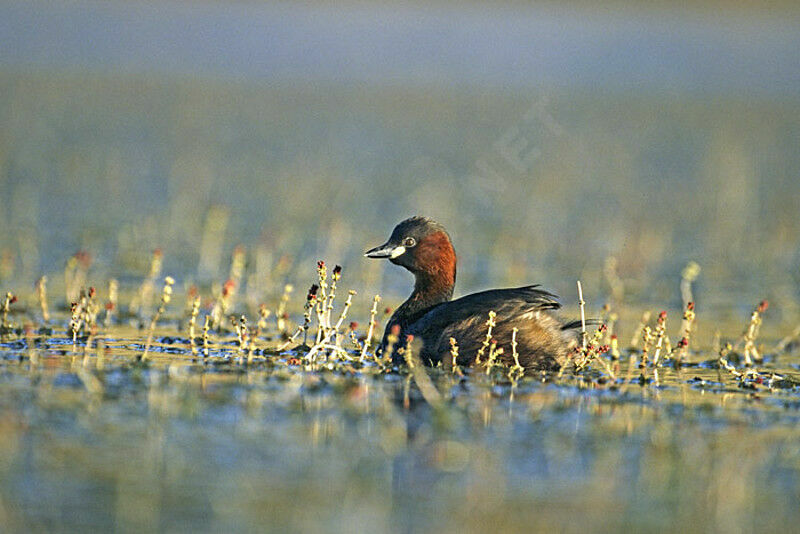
[741,300,768,367]
[2,292,16,333]
[476,310,497,364]
[680,261,701,308]
[577,281,587,351]
[652,312,667,367]
[306,290,357,361]
[360,295,381,362]
[485,341,503,375]
[36,276,50,323]
[188,295,200,356]
[610,335,620,375]
[202,315,210,358]
[104,279,118,327]
[301,284,319,347]
[449,337,463,376]
[141,276,175,362]
[639,326,653,384]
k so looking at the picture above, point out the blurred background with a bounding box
[0,0,799,316]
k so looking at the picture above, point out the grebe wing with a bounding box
[409,285,561,334]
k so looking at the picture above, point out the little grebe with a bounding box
[365,216,582,371]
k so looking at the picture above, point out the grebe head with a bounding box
[364,216,456,283]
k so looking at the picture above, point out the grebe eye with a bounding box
[403,237,416,247]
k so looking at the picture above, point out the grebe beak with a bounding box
[364,243,406,259]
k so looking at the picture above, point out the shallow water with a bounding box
[1,3,799,530]
[0,307,798,533]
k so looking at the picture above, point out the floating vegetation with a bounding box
[0,248,799,531]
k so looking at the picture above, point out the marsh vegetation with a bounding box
[0,244,799,532]
[1,3,800,530]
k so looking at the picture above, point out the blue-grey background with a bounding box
[0,0,799,313]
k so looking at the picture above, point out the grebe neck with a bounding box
[394,269,456,323]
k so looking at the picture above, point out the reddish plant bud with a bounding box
[658,311,667,321]
[332,265,342,276]
[349,321,359,330]
[105,302,115,311]
[153,248,163,258]
[307,284,319,300]
[9,295,17,304]
[610,334,618,340]
[222,279,236,297]
[405,334,414,343]
[188,285,199,298]
[687,302,695,311]
[758,300,769,313]
[88,287,96,298]
[390,324,401,336]
[599,345,610,353]
[599,324,608,333]
[677,337,688,348]
[383,307,392,315]
[317,260,325,270]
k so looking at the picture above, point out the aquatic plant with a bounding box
[36,276,49,323]
[302,284,318,347]
[382,324,400,364]
[188,294,201,357]
[577,281,588,350]
[104,279,118,327]
[651,311,668,367]
[449,336,464,376]
[0,238,797,534]
[680,260,701,306]
[359,294,381,362]
[1,292,17,336]
[673,301,695,366]
[475,310,497,365]
[202,314,211,358]
[141,276,175,362]
[741,300,768,366]
[610,334,621,375]
[305,289,357,362]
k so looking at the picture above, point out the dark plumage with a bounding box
[364,216,581,371]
